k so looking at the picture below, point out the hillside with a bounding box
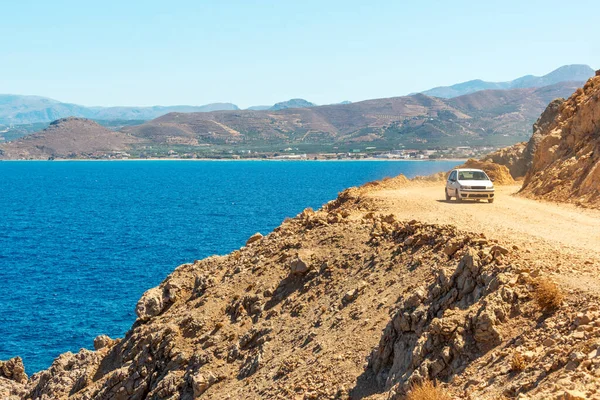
[420,64,594,98]
[0,95,239,125]
[520,73,600,208]
[124,82,583,150]
[0,81,584,159]
[0,118,139,159]
[2,175,600,399]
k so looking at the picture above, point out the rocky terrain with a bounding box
[483,98,565,179]
[0,118,139,159]
[2,167,600,399]
[519,73,600,209]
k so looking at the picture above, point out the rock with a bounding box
[0,357,27,384]
[444,241,462,256]
[343,289,359,304]
[543,337,556,347]
[246,232,263,246]
[290,257,310,275]
[491,245,509,257]
[93,335,115,350]
[135,287,164,321]
[561,389,589,400]
[191,371,218,397]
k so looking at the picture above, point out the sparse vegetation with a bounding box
[533,278,563,311]
[407,380,452,400]
[510,352,526,372]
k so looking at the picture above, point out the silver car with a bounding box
[445,168,495,203]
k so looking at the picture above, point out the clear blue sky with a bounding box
[1,0,598,108]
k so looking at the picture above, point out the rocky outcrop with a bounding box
[482,98,565,179]
[520,75,600,208]
[456,159,515,185]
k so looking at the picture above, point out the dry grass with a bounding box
[533,278,564,311]
[407,380,452,400]
[510,352,526,372]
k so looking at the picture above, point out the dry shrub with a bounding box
[533,278,563,311]
[407,380,452,400]
[510,352,526,372]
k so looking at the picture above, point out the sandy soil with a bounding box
[368,184,600,293]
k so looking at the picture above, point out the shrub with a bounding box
[510,352,526,372]
[533,278,563,311]
[407,380,452,400]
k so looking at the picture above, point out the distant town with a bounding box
[82,145,496,161]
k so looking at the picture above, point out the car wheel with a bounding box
[488,198,494,203]
[445,189,451,201]
[455,190,462,202]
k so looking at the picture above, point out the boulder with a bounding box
[290,257,310,275]
[135,287,164,321]
[0,357,27,384]
[246,232,263,246]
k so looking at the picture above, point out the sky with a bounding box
[1,0,598,108]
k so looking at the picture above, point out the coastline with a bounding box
[0,157,468,162]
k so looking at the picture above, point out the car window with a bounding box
[458,171,489,180]
[448,171,456,181]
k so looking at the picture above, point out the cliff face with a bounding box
[483,98,565,179]
[520,74,600,208]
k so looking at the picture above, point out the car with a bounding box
[445,168,495,203]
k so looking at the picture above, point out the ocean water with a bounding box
[0,160,460,374]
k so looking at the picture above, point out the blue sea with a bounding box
[0,160,460,374]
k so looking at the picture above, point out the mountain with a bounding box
[123,81,583,149]
[269,98,316,111]
[0,117,139,159]
[420,64,594,98]
[0,81,585,159]
[246,105,272,111]
[0,95,239,125]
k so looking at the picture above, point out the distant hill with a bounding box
[0,117,139,159]
[269,98,316,111]
[246,105,272,111]
[0,95,239,125]
[1,80,585,159]
[121,81,583,150]
[420,64,594,98]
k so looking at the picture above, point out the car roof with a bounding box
[452,168,486,172]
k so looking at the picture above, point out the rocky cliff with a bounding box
[520,73,600,208]
[2,179,600,400]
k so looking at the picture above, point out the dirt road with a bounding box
[368,184,600,292]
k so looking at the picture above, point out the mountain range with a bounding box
[419,64,594,98]
[1,65,592,128]
[0,80,586,159]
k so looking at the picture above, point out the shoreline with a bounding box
[0,157,468,162]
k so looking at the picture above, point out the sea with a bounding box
[0,160,460,374]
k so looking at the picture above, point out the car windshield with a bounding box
[458,171,489,181]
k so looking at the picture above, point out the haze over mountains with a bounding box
[419,64,594,98]
[0,65,592,128]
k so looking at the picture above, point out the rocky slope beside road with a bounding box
[2,178,600,400]
[482,98,565,179]
[519,73,600,209]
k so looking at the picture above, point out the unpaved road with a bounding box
[368,184,600,293]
